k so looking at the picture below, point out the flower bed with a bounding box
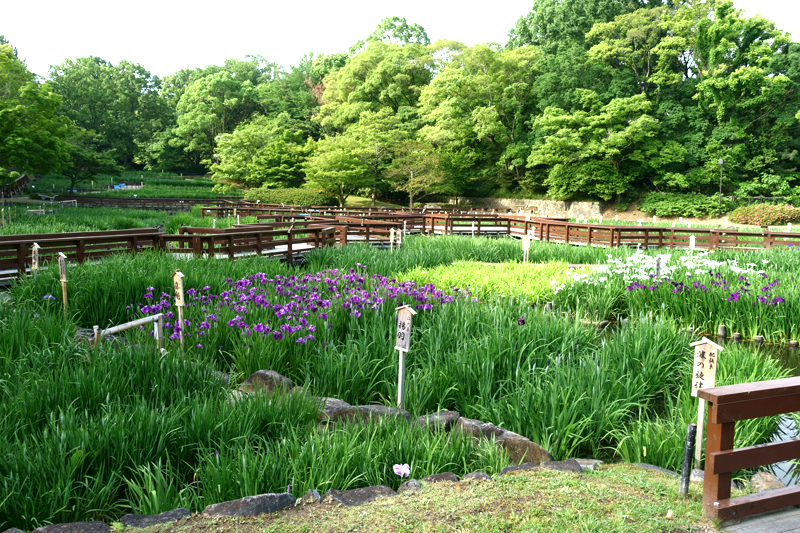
[729,204,800,226]
[131,265,463,352]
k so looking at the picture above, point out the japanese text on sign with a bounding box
[690,338,722,397]
[58,252,67,281]
[395,306,415,351]
[173,270,185,307]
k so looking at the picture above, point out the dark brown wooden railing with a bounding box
[698,377,800,521]
[0,229,162,280]
[55,196,237,210]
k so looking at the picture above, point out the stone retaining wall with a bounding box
[429,196,603,219]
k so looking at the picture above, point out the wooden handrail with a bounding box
[697,376,800,521]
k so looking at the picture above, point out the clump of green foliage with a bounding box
[729,204,800,226]
[639,192,734,218]
[404,260,570,302]
[243,187,337,206]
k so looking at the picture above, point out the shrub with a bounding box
[243,187,337,206]
[729,204,800,226]
[639,192,733,218]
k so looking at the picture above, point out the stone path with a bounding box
[722,508,800,533]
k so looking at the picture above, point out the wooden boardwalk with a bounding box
[722,507,800,532]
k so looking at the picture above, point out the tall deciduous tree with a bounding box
[211,113,314,188]
[527,90,682,199]
[418,43,540,192]
[47,57,171,168]
[389,140,448,207]
[0,42,70,183]
[61,127,122,191]
[304,136,372,206]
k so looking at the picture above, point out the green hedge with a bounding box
[243,187,337,206]
[639,192,733,218]
[729,204,800,226]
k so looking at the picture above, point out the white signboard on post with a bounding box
[58,252,67,282]
[31,242,40,274]
[58,252,68,316]
[173,269,185,352]
[395,304,417,409]
[690,337,724,464]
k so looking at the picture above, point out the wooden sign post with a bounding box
[58,252,68,317]
[690,337,723,465]
[395,305,417,410]
[390,227,395,253]
[522,234,531,263]
[172,269,185,353]
[31,242,40,277]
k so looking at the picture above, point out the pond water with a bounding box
[728,341,799,486]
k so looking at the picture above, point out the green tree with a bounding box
[341,109,407,207]
[527,90,681,199]
[388,140,448,207]
[304,136,371,206]
[317,41,434,131]
[47,57,171,168]
[418,43,540,192]
[210,113,314,188]
[61,127,122,191]
[0,42,70,183]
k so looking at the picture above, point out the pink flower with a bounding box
[393,463,411,477]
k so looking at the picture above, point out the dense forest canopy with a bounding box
[3,2,800,206]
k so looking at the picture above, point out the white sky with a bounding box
[3,0,799,80]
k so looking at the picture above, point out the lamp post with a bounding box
[718,158,724,219]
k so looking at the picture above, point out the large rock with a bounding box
[453,417,506,440]
[317,397,352,421]
[575,459,603,472]
[322,485,397,507]
[202,493,295,517]
[397,479,422,494]
[422,472,458,483]
[499,463,539,476]
[321,404,410,424]
[239,370,294,394]
[417,410,460,432]
[3,528,24,533]
[120,508,191,528]
[358,405,411,422]
[32,523,110,533]
[296,489,321,506]
[496,432,553,465]
[461,472,492,482]
[750,472,786,492]
[541,459,583,474]
[453,418,552,465]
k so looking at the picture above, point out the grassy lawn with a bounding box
[345,195,403,208]
[136,465,716,533]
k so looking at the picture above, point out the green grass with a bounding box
[0,206,258,235]
[0,235,796,530]
[344,196,402,208]
[132,464,718,533]
[403,260,573,303]
[30,171,243,199]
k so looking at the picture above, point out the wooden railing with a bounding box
[0,229,162,280]
[160,226,337,264]
[698,377,800,521]
[56,196,239,210]
[0,224,339,280]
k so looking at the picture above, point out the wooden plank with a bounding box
[698,377,800,404]
[711,392,800,423]
[704,417,735,519]
[714,485,800,522]
[710,438,800,474]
